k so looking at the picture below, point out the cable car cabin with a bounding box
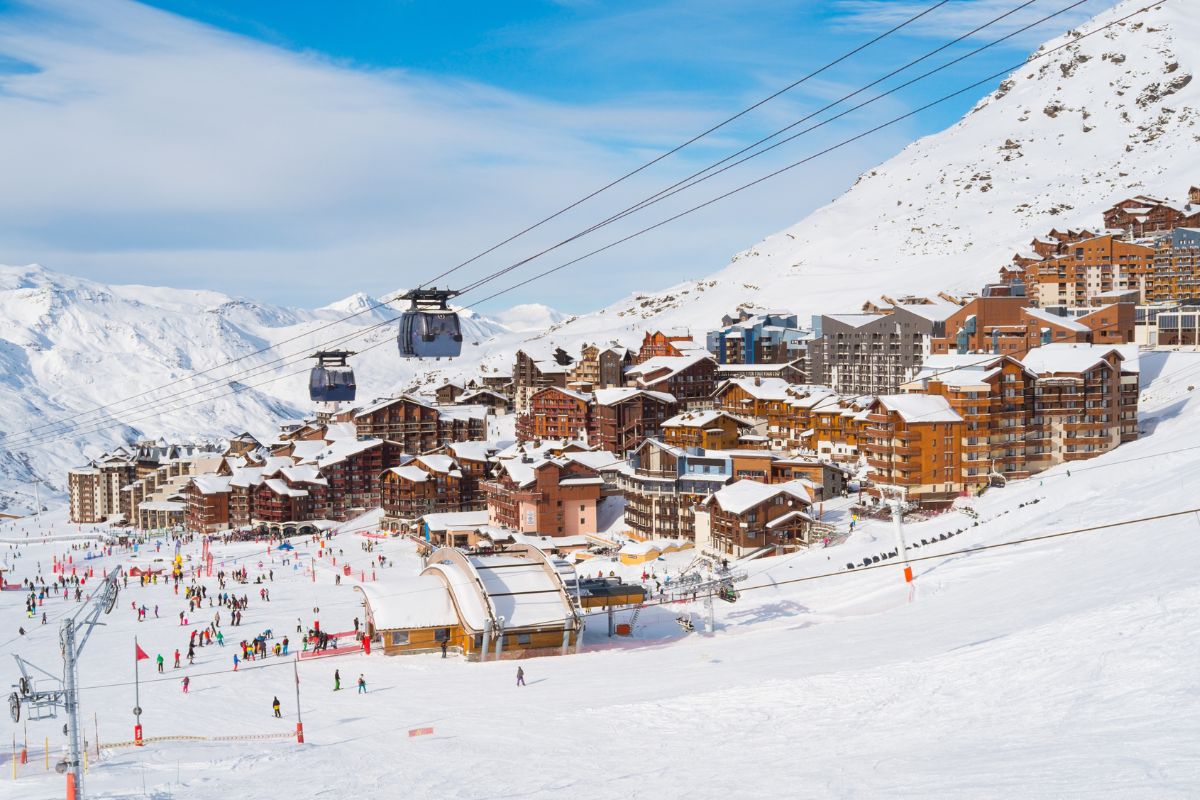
[397,289,463,359]
[309,350,357,403]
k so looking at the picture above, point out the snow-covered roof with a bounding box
[876,394,963,424]
[468,554,572,629]
[1020,343,1125,376]
[766,510,815,528]
[417,454,457,474]
[535,386,592,403]
[438,404,490,422]
[388,465,430,483]
[422,510,490,531]
[716,362,801,373]
[307,437,383,468]
[358,579,459,630]
[931,367,1001,389]
[446,440,502,462]
[1023,307,1090,333]
[706,479,812,514]
[289,440,326,460]
[717,376,793,401]
[422,562,489,631]
[625,352,713,382]
[281,464,325,485]
[355,394,436,417]
[563,450,622,471]
[264,478,308,497]
[191,475,231,495]
[891,300,961,322]
[499,456,562,487]
[559,476,603,487]
[663,409,753,429]
[324,422,358,441]
[229,466,265,488]
[592,387,676,406]
[825,313,886,328]
[139,500,185,512]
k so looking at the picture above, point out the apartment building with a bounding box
[620,440,736,541]
[1020,344,1139,460]
[660,409,754,451]
[353,396,440,454]
[810,304,953,396]
[931,296,1134,357]
[589,388,677,455]
[635,330,699,363]
[706,310,811,365]
[1149,228,1200,303]
[483,456,602,537]
[1032,234,1154,306]
[624,352,718,408]
[863,394,965,506]
[517,387,592,443]
[904,355,1039,491]
[700,480,816,557]
[512,346,574,413]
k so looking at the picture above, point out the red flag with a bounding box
[135,642,150,661]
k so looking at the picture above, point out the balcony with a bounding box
[865,456,893,471]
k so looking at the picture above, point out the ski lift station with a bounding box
[355,543,581,659]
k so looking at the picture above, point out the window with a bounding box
[390,631,409,646]
[435,628,450,642]
[580,505,586,512]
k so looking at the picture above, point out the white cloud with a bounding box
[0,0,928,311]
[830,0,1115,44]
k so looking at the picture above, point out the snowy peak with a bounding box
[489,303,569,333]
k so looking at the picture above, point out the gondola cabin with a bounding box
[309,350,357,403]
[398,289,463,359]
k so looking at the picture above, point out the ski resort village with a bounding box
[3,1,1200,798]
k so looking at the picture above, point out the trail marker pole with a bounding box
[293,657,304,744]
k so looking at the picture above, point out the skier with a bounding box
[333,669,341,691]
[181,676,189,694]
[174,649,181,669]
[156,653,164,674]
[233,654,239,672]
[440,640,448,659]
[357,674,367,694]
[272,697,281,718]
[516,666,525,687]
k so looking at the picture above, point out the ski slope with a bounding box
[1,351,1199,798]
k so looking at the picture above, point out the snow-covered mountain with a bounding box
[1,0,1196,510]
[514,0,1199,346]
[0,265,517,512]
[488,303,568,334]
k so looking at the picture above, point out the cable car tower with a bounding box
[9,567,122,799]
[308,350,357,420]
[397,289,463,360]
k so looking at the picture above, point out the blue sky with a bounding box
[0,0,1115,312]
